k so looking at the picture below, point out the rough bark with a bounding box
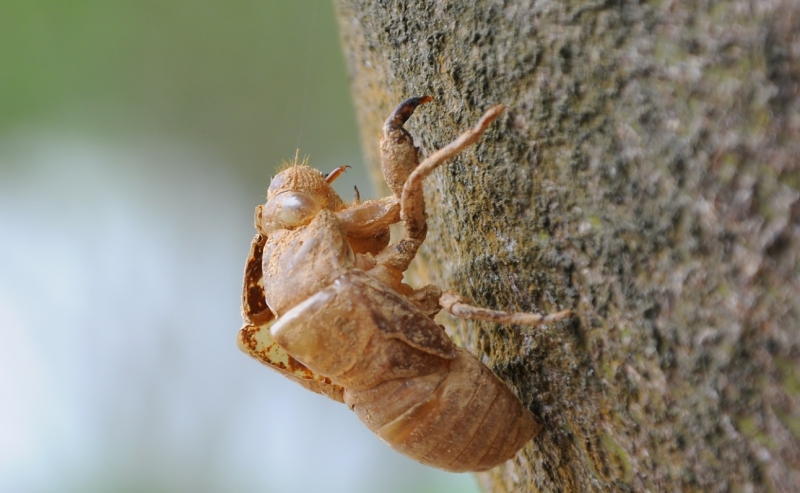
[333,1,800,491]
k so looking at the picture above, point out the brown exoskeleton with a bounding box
[237,97,572,472]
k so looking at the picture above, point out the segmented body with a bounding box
[260,210,539,472]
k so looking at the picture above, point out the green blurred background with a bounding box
[0,1,479,492]
[1,0,362,191]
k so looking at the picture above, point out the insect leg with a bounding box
[372,105,505,277]
[400,105,504,240]
[439,292,573,327]
[380,96,433,197]
[336,195,400,255]
[336,196,399,236]
[408,284,443,318]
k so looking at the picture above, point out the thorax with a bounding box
[262,209,354,316]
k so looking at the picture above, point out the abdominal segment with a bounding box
[345,348,541,472]
[270,268,541,472]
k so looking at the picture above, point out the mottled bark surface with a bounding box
[333,1,800,491]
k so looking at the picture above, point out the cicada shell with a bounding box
[238,97,571,472]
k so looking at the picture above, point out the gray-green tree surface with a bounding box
[333,1,800,491]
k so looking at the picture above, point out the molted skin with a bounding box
[270,269,539,471]
[237,98,571,472]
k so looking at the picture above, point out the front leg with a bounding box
[380,96,432,197]
[371,101,505,281]
[336,195,400,255]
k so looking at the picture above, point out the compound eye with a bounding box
[259,191,321,234]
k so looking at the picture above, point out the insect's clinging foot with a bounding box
[380,96,434,198]
[439,292,573,327]
[398,104,505,240]
[384,95,434,132]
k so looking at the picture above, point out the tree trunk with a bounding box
[333,1,800,491]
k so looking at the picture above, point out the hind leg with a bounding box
[439,292,573,327]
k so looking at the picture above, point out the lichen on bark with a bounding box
[333,0,800,491]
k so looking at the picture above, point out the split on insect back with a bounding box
[237,96,573,472]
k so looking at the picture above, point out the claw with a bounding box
[383,96,433,132]
[380,96,433,198]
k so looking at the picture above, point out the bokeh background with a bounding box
[0,1,479,492]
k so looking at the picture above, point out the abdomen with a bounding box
[345,348,541,472]
[270,270,542,471]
